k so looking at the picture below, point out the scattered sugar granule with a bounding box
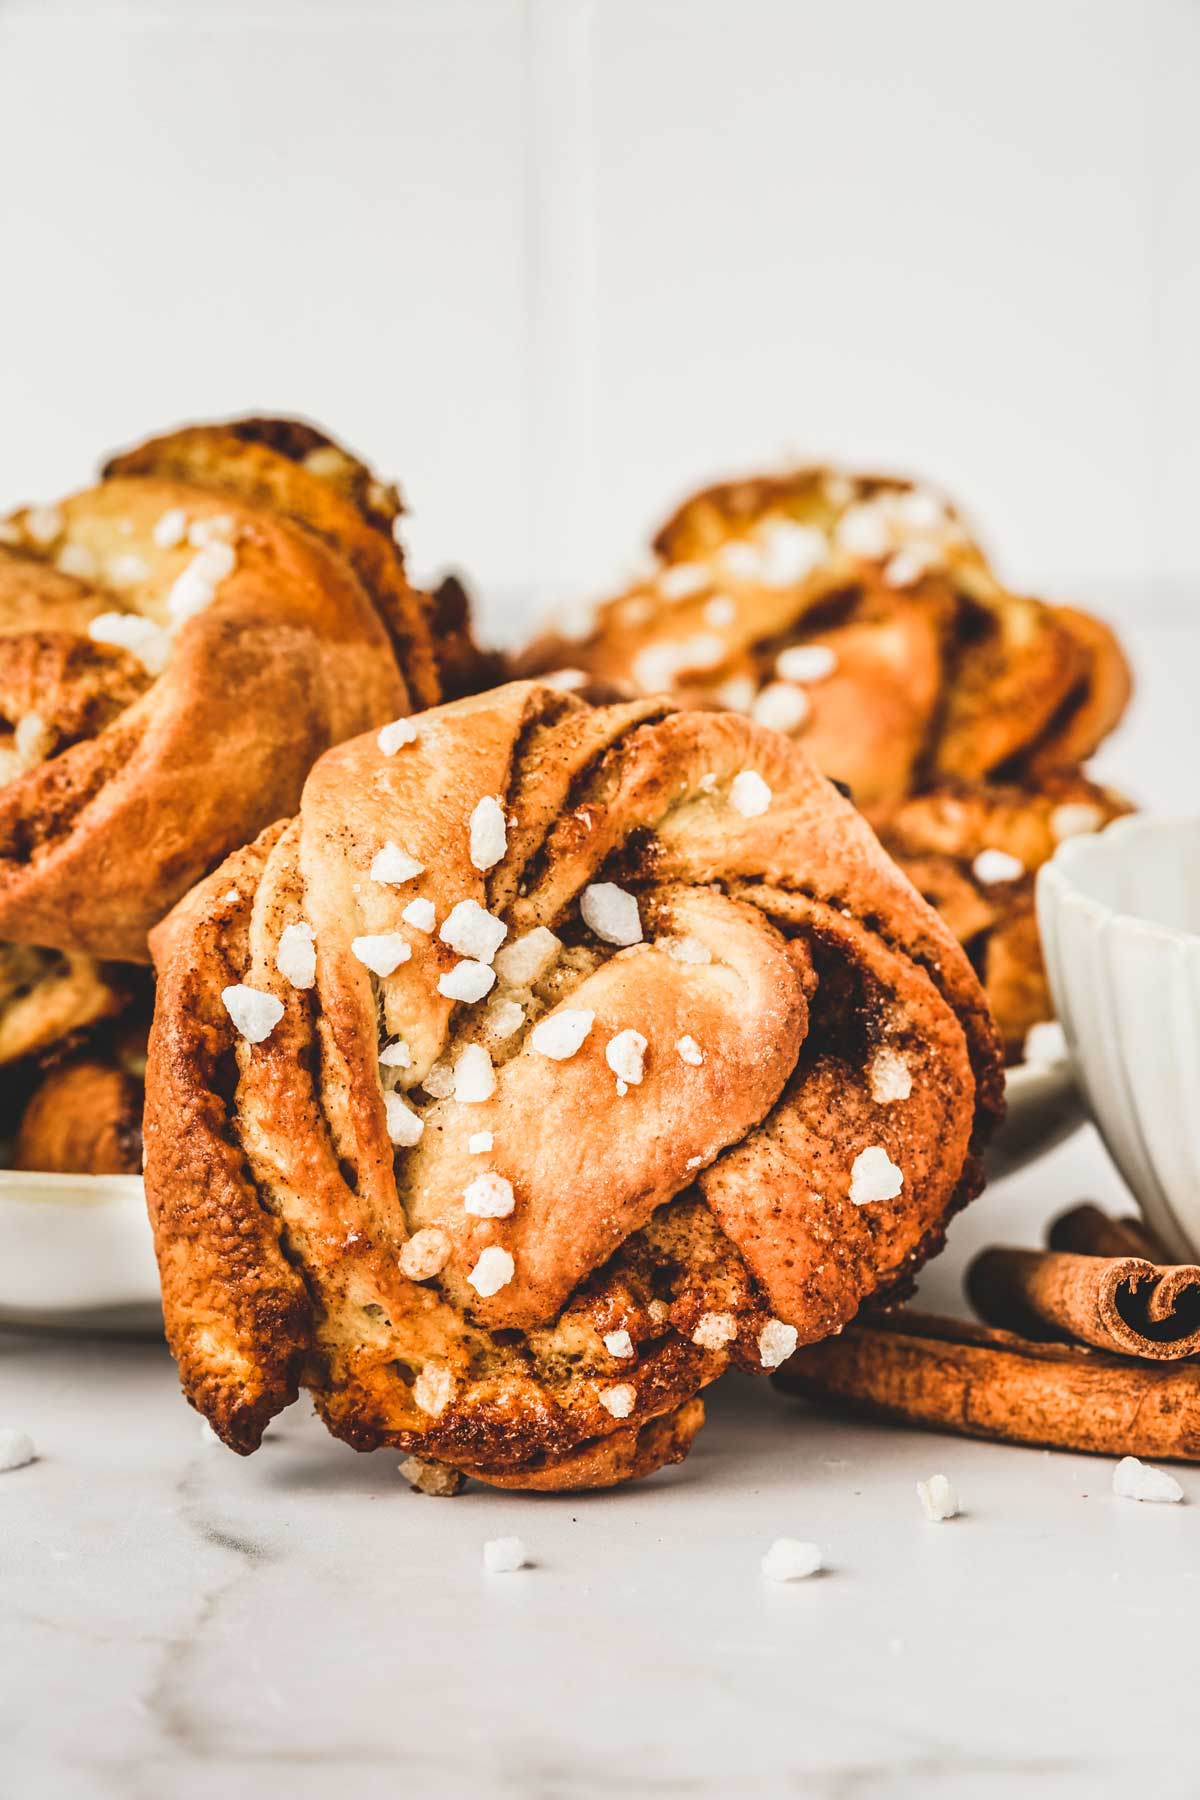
[379,1039,412,1069]
[378,717,418,754]
[869,1047,912,1104]
[751,682,810,733]
[599,1383,636,1419]
[542,666,587,690]
[676,1036,704,1067]
[399,1226,450,1280]
[469,1245,516,1298]
[14,712,52,768]
[413,1363,454,1418]
[633,643,685,692]
[704,594,736,628]
[493,926,561,988]
[757,520,827,587]
[0,1429,36,1472]
[166,540,235,624]
[110,550,151,587]
[972,848,1025,886]
[730,770,772,818]
[423,1062,455,1099]
[1023,1020,1068,1066]
[221,984,284,1044]
[220,887,241,905]
[464,1172,515,1217]
[469,796,508,872]
[187,514,236,548]
[484,998,526,1042]
[1051,802,1104,842]
[776,643,838,684]
[303,445,347,479]
[152,506,188,549]
[834,501,892,560]
[679,631,724,669]
[656,935,712,965]
[530,1008,594,1060]
[716,674,757,713]
[401,897,436,933]
[276,921,316,990]
[849,1145,904,1205]
[56,541,97,579]
[483,1535,529,1573]
[692,1311,738,1350]
[580,881,643,947]
[352,933,412,978]
[454,1044,496,1105]
[758,1319,798,1369]
[917,1474,960,1521]
[604,1330,634,1359]
[468,1130,494,1155]
[685,1156,703,1170]
[440,899,508,964]
[719,539,763,580]
[384,1092,425,1147]
[370,842,424,885]
[438,960,496,1004]
[606,1029,647,1089]
[658,562,709,600]
[761,1538,822,1582]
[398,1456,462,1497]
[1112,1456,1183,1504]
[87,611,170,675]
[24,504,64,547]
[883,546,932,588]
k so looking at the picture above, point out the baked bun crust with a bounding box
[879,770,1130,1061]
[0,417,452,961]
[520,467,1130,811]
[145,680,1002,1490]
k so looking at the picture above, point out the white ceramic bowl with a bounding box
[1038,815,1200,1260]
[0,1170,161,1332]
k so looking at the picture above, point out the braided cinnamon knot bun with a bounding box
[879,771,1130,1061]
[145,680,1002,1491]
[521,467,1130,812]
[0,416,453,962]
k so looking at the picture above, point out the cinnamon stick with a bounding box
[1047,1201,1170,1263]
[773,1310,1200,1461]
[967,1244,1200,1360]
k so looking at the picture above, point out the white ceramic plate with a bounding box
[0,1052,1080,1334]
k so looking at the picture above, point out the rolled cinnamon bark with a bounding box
[773,1311,1200,1461]
[1048,1201,1169,1263]
[967,1245,1200,1361]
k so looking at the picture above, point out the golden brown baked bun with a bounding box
[0,939,128,1066]
[519,467,1131,812]
[144,680,1002,1491]
[0,416,466,962]
[13,1053,143,1176]
[879,771,1131,1061]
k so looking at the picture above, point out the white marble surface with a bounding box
[2,610,1196,1800]
[2,1126,1196,1800]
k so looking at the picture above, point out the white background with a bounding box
[1,0,1197,641]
